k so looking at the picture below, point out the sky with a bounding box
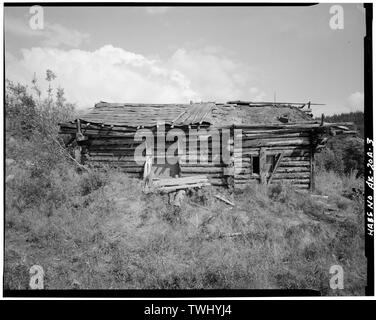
[4,4,366,116]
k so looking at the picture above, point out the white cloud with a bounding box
[312,92,365,117]
[167,48,264,102]
[347,91,364,111]
[144,7,171,15]
[5,45,265,109]
[5,16,89,47]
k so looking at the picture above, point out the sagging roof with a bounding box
[72,101,315,128]
[77,102,214,127]
[212,103,313,126]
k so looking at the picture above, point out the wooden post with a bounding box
[74,146,82,164]
[76,119,82,134]
[143,155,153,180]
[260,147,267,185]
[267,153,283,185]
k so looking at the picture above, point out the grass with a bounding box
[4,135,367,294]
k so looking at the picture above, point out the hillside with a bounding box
[4,76,367,294]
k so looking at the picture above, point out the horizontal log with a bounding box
[279,161,310,167]
[239,133,310,140]
[234,182,309,189]
[234,164,250,169]
[234,148,310,157]
[242,138,310,148]
[60,131,138,137]
[181,172,224,178]
[179,162,225,167]
[86,160,144,168]
[86,155,140,161]
[269,178,310,183]
[240,128,314,135]
[87,147,312,159]
[87,152,140,158]
[180,167,224,173]
[234,156,309,163]
[88,146,137,151]
[159,183,211,193]
[265,146,311,152]
[234,168,252,174]
[233,122,334,130]
[90,138,141,145]
[60,123,138,131]
[234,155,309,161]
[280,156,310,161]
[88,152,138,158]
[272,171,310,178]
[275,167,310,173]
[88,162,143,171]
[269,182,310,188]
[208,178,226,186]
[234,175,260,180]
[179,155,222,162]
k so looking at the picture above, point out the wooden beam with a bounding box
[214,194,235,206]
[267,153,283,185]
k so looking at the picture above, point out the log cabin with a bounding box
[59,101,354,192]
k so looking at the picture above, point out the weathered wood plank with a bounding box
[240,132,310,140]
[179,162,225,167]
[159,183,210,193]
[275,167,310,173]
[153,175,208,187]
[242,137,311,148]
[180,167,224,174]
[240,128,313,135]
[279,161,310,167]
[273,172,310,183]
[181,173,224,178]
[234,148,310,157]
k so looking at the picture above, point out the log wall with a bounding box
[63,123,314,189]
[233,128,313,190]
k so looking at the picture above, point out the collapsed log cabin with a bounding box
[59,101,355,191]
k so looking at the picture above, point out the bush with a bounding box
[315,148,344,174]
[316,136,364,178]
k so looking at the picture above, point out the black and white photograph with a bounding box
[1,1,374,301]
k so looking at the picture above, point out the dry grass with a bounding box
[4,137,367,294]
